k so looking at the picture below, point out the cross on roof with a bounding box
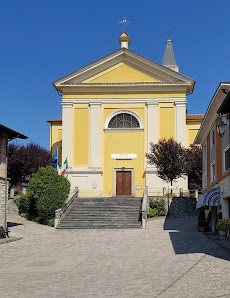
[118,17,132,32]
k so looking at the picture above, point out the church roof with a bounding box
[162,38,177,67]
[53,48,195,93]
[47,118,62,123]
[186,115,204,121]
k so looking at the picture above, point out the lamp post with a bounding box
[217,115,227,137]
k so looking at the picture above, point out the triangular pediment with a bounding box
[53,48,195,92]
[82,62,161,83]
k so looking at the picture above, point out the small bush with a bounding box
[37,187,68,224]
[149,208,158,217]
[14,194,30,214]
[48,218,55,227]
[158,209,167,216]
[216,218,230,231]
[149,198,167,216]
[17,166,70,226]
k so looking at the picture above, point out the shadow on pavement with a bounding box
[7,222,23,227]
[163,216,230,261]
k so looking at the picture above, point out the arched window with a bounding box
[108,113,140,128]
[105,110,143,130]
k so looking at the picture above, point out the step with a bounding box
[57,196,142,229]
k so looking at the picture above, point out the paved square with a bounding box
[1,215,230,297]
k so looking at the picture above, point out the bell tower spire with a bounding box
[162,38,179,72]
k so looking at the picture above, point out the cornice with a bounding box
[58,85,190,94]
[66,167,103,174]
[62,97,187,104]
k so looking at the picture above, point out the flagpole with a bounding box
[57,146,59,173]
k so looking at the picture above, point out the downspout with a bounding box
[4,138,8,232]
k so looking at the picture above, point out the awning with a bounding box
[196,187,220,209]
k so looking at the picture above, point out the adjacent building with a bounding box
[49,33,203,197]
[0,124,27,232]
[195,82,230,230]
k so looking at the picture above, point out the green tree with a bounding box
[146,138,186,188]
[184,145,202,190]
[8,142,52,186]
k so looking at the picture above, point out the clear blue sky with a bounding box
[1,0,230,149]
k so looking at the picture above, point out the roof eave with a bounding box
[0,124,28,140]
[52,48,195,91]
[194,82,230,144]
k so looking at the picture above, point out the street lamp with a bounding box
[217,115,227,137]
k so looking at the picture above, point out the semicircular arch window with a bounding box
[108,113,140,129]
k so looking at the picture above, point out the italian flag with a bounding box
[61,158,68,175]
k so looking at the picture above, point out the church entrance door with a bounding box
[116,171,131,196]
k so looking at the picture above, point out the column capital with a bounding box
[174,100,187,107]
[89,102,102,107]
[146,100,159,107]
[61,101,73,108]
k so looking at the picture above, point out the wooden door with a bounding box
[116,171,131,196]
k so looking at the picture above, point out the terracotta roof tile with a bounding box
[47,118,62,123]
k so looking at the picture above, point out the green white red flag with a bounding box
[61,157,68,175]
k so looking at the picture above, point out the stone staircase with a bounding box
[57,197,142,229]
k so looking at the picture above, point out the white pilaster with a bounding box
[90,102,101,167]
[147,101,159,152]
[175,101,187,146]
[61,102,72,167]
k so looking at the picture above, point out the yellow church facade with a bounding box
[48,33,203,197]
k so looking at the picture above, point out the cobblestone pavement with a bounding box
[1,215,230,298]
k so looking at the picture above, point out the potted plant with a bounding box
[216,218,230,237]
[198,208,206,232]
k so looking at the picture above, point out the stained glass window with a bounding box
[108,113,140,128]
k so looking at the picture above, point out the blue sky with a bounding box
[1,0,230,149]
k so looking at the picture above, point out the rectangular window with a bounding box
[225,147,230,172]
[211,129,215,147]
[203,144,206,160]
[211,162,216,183]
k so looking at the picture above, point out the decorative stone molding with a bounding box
[66,167,103,174]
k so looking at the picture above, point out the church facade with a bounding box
[48,33,203,197]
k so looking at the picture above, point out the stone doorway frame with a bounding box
[113,168,134,196]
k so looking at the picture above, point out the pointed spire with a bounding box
[162,38,179,72]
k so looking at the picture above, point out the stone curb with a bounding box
[0,236,23,245]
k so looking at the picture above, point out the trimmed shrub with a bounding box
[48,218,55,227]
[36,187,68,224]
[149,198,167,216]
[21,166,70,225]
[14,194,30,214]
[149,208,158,218]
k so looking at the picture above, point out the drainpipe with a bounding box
[4,138,8,232]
